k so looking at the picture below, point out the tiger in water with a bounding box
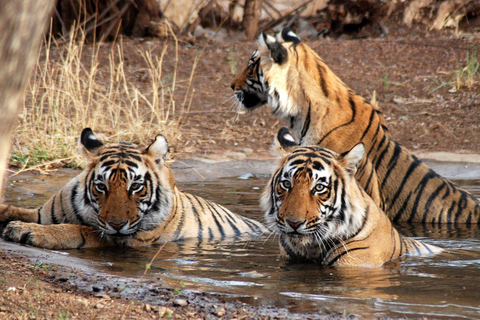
[262,127,441,267]
[0,128,267,249]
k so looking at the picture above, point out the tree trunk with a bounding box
[243,0,263,40]
[0,0,55,196]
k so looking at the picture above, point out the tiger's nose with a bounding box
[286,219,304,230]
[109,220,127,231]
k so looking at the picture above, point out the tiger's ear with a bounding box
[274,127,299,155]
[146,134,169,166]
[258,32,288,64]
[79,128,104,159]
[339,143,365,175]
[280,27,301,44]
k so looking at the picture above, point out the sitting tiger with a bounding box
[232,28,480,225]
[0,128,267,249]
[263,128,441,267]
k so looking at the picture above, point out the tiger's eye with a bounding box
[280,180,291,190]
[130,183,143,192]
[95,183,107,193]
[314,184,326,194]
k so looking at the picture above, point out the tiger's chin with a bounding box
[279,232,326,262]
[236,91,268,110]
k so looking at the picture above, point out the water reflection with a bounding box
[2,171,480,318]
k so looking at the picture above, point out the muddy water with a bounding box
[2,165,480,319]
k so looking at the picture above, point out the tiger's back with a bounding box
[0,129,266,249]
[232,28,480,225]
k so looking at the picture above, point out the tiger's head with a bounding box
[230,49,268,110]
[232,28,346,120]
[262,128,366,262]
[230,28,303,114]
[79,128,175,242]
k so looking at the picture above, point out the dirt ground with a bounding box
[1,18,480,319]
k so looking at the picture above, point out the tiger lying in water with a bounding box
[262,128,441,267]
[0,129,267,249]
[232,27,480,225]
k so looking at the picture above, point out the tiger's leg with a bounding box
[2,222,108,249]
[0,204,40,223]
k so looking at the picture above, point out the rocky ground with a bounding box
[1,17,479,319]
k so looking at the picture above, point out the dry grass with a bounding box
[10,27,192,171]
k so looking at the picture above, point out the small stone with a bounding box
[172,298,188,307]
[144,303,152,312]
[76,298,89,307]
[158,307,174,317]
[215,308,226,316]
[95,302,106,309]
[158,306,167,317]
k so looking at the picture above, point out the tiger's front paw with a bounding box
[2,221,59,249]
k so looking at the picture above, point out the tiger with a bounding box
[0,128,267,249]
[231,27,480,225]
[262,127,441,267]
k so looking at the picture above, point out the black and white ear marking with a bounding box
[80,128,103,152]
[259,32,288,64]
[277,127,298,148]
[340,143,365,175]
[146,134,169,165]
[281,27,301,44]
[274,127,299,155]
[261,32,277,46]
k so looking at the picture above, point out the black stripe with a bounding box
[77,232,87,249]
[317,63,329,97]
[188,194,204,242]
[243,218,263,234]
[37,208,42,224]
[327,246,370,266]
[373,140,391,172]
[380,143,402,189]
[408,171,437,223]
[390,161,421,221]
[369,134,387,166]
[172,195,186,240]
[216,204,242,237]
[19,232,32,245]
[299,102,311,144]
[422,183,447,224]
[317,92,356,145]
[453,191,468,224]
[208,204,226,239]
[359,108,375,142]
[70,185,87,225]
[365,124,381,161]
[58,191,68,222]
[50,194,59,224]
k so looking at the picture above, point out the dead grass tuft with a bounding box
[11,27,191,171]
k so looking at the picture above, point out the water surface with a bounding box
[2,168,480,319]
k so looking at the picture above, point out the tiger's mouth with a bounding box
[235,90,268,110]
